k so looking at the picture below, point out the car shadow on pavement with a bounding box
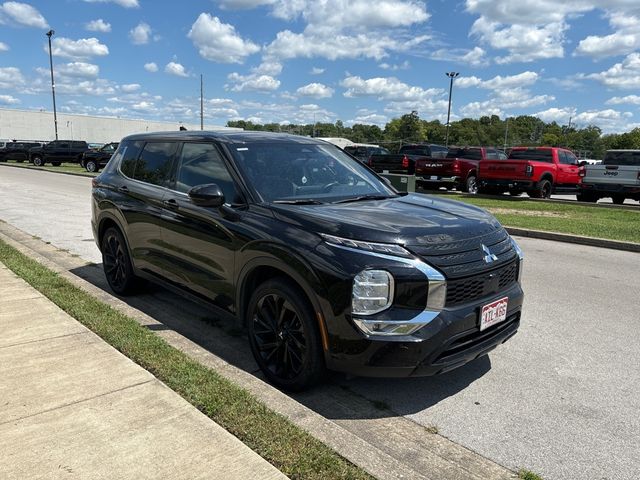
[70,263,492,420]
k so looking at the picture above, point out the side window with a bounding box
[133,142,177,186]
[118,141,144,178]
[58,143,70,149]
[175,142,240,204]
[498,151,508,160]
[558,151,568,164]
[566,151,578,164]
[485,150,498,160]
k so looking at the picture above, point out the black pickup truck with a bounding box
[0,141,43,162]
[368,144,448,175]
[29,140,90,166]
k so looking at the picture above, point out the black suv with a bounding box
[29,140,90,166]
[0,141,43,162]
[81,142,119,172]
[92,131,524,390]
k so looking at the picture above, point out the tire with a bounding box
[32,156,44,167]
[576,193,597,203]
[465,175,478,194]
[85,160,98,173]
[247,277,325,391]
[611,194,625,205]
[101,227,138,295]
[530,179,552,199]
[51,162,61,166]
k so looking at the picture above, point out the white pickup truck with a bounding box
[578,150,640,204]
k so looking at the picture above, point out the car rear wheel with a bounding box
[530,179,552,199]
[32,156,44,166]
[247,278,325,391]
[85,160,98,172]
[465,175,478,194]
[101,227,138,295]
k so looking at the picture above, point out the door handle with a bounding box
[118,185,129,193]
[163,198,179,209]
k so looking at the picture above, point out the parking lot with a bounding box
[1,165,638,480]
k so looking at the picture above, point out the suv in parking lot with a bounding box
[29,140,90,166]
[81,142,119,172]
[92,131,524,390]
[0,141,43,162]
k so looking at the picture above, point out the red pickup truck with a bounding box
[415,147,507,194]
[478,146,583,198]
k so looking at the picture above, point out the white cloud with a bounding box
[586,53,640,89]
[57,62,100,78]
[575,12,640,58]
[120,83,141,93]
[0,94,19,105]
[296,82,334,98]
[430,47,488,67]
[535,106,635,132]
[379,60,410,70]
[341,75,442,102]
[50,37,109,59]
[82,0,139,7]
[465,0,593,25]
[144,62,158,72]
[129,22,152,45]
[216,0,275,8]
[310,67,325,75]
[483,71,539,89]
[456,76,482,88]
[606,95,640,105]
[165,62,189,77]
[0,41,8,51]
[188,13,260,63]
[0,2,48,28]
[349,113,388,126]
[85,19,111,33]
[226,72,280,92]
[252,61,282,76]
[0,66,25,89]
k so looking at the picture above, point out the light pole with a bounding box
[445,71,459,148]
[46,29,58,140]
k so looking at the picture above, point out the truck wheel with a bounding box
[611,194,625,205]
[465,175,478,194]
[85,160,98,172]
[32,156,44,167]
[530,179,552,199]
[247,277,325,391]
[576,193,597,203]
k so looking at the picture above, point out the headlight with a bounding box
[321,233,412,258]
[352,270,394,315]
[510,236,524,283]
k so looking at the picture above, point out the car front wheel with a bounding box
[101,227,138,295]
[32,156,44,166]
[247,278,325,391]
[85,160,98,172]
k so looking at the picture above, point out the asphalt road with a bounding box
[1,165,639,480]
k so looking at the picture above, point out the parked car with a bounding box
[92,131,524,390]
[344,144,390,163]
[368,143,448,175]
[81,142,119,172]
[478,146,583,198]
[416,146,507,194]
[578,150,640,204]
[0,141,43,162]
[29,140,90,166]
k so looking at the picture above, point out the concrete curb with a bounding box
[506,227,640,253]
[0,220,518,480]
[0,161,95,179]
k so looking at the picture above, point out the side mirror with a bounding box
[188,183,225,207]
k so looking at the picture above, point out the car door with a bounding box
[116,140,178,276]
[159,141,243,310]
[557,150,580,186]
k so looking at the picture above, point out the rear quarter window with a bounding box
[117,141,144,178]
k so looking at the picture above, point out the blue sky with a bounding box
[1,0,640,133]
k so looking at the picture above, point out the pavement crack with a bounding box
[0,331,89,350]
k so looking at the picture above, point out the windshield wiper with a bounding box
[332,194,397,204]
[272,199,324,205]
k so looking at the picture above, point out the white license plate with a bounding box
[430,175,438,180]
[480,297,508,331]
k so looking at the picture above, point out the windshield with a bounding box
[229,141,396,203]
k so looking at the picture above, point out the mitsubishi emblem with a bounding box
[481,244,498,263]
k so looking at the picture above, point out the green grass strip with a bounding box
[518,468,545,480]
[1,161,96,177]
[0,238,372,480]
[431,193,640,243]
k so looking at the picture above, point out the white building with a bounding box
[0,108,239,144]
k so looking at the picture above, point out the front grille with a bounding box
[446,260,518,306]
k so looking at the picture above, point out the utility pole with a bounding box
[445,71,459,148]
[503,117,509,151]
[46,30,58,140]
[200,74,204,131]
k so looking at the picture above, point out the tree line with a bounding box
[228,111,640,159]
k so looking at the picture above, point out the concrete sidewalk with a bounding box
[0,263,286,480]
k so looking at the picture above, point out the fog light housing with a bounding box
[352,270,394,315]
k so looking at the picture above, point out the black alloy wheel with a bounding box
[101,227,137,295]
[86,160,98,172]
[466,175,478,194]
[32,156,44,166]
[247,278,325,391]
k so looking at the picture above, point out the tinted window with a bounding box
[133,142,176,186]
[72,141,87,148]
[56,142,70,149]
[447,148,482,160]
[430,145,448,158]
[117,141,144,178]
[485,150,498,160]
[508,149,553,163]
[603,151,640,166]
[400,146,430,156]
[175,143,241,204]
[498,151,508,160]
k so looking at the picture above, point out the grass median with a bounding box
[430,193,640,243]
[0,160,96,177]
[0,238,372,480]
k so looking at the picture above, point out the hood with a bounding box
[270,194,502,246]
